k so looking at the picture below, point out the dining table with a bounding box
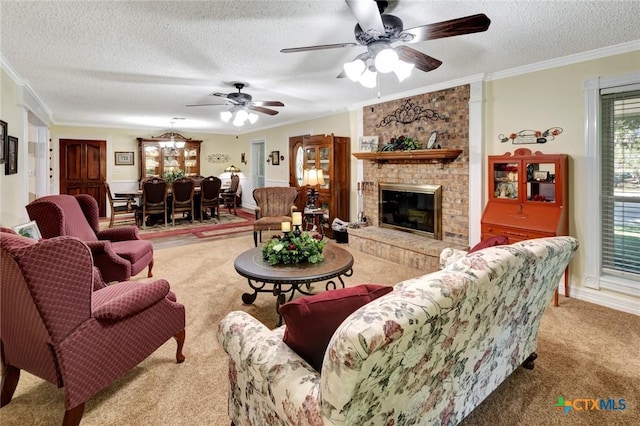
[115,187,208,225]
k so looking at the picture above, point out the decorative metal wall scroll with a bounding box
[207,153,230,163]
[499,127,563,144]
[376,99,446,128]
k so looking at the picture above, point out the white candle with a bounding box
[292,212,302,226]
[281,221,291,232]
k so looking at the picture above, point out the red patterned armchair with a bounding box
[26,194,154,283]
[0,229,186,426]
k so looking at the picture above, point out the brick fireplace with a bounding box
[348,84,471,271]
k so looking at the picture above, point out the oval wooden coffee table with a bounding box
[234,244,354,325]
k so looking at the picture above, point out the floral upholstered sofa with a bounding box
[217,236,578,426]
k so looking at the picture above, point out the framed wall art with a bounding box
[5,135,17,175]
[12,220,42,241]
[271,150,280,165]
[359,136,379,152]
[0,120,7,164]
[115,151,134,166]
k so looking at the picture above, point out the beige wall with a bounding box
[0,68,27,226]
[237,111,355,211]
[50,125,241,187]
[485,49,640,307]
[238,111,353,183]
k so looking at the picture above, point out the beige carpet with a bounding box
[1,234,639,425]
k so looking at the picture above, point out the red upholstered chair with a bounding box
[0,230,186,426]
[25,194,154,283]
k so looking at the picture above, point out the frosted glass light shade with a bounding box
[359,68,377,88]
[374,48,398,73]
[343,58,366,81]
[220,110,232,122]
[235,109,248,122]
[393,60,414,82]
[248,113,258,124]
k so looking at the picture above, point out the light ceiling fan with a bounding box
[280,0,490,86]
[186,82,284,123]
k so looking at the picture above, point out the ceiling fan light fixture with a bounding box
[359,67,377,88]
[344,58,366,81]
[393,59,414,82]
[248,112,259,124]
[235,109,249,122]
[220,110,233,122]
[374,47,399,73]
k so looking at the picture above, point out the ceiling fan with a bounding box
[280,0,490,84]
[186,82,284,116]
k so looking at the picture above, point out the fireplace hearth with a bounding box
[379,183,442,239]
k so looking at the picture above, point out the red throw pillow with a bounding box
[280,284,393,372]
[468,235,509,253]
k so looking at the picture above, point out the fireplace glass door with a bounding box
[379,183,442,239]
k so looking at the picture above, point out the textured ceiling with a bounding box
[1,1,639,134]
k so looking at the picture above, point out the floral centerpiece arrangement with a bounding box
[379,135,421,151]
[262,232,327,266]
[162,169,185,184]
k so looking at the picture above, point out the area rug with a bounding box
[101,209,256,241]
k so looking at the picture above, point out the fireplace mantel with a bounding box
[352,149,462,163]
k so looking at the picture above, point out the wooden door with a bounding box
[289,135,308,213]
[60,139,107,216]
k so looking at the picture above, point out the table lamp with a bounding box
[224,165,241,175]
[302,168,325,210]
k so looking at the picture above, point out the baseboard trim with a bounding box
[561,286,640,316]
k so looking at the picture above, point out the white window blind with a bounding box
[600,89,640,279]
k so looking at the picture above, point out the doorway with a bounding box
[251,139,265,190]
[59,139,107,216]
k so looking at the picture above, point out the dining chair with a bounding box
[171,177,195,226]
[199,176,222,221]
[142,177,168,229]
[105,181,140,228]
[220,174,241,215]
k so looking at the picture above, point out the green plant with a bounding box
[379,135,421,151]
[262,232,327,265]
[162,169,185,184]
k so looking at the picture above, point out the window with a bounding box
[601,89,640,277]
[585,73,640,297]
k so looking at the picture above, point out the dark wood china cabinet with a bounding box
[289,133,350,239]
[137,133,201,182]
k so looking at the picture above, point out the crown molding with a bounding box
[486,40,640,82]
[1,54,53,121]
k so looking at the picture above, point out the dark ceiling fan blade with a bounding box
[395,45,442,72]
[346,0,385,34]
[281,42,357,53]
[403,14,491,43]
[248,105,279,116]
[251,101,284,107]
[185,103,229,107]
[210,92,229,97]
